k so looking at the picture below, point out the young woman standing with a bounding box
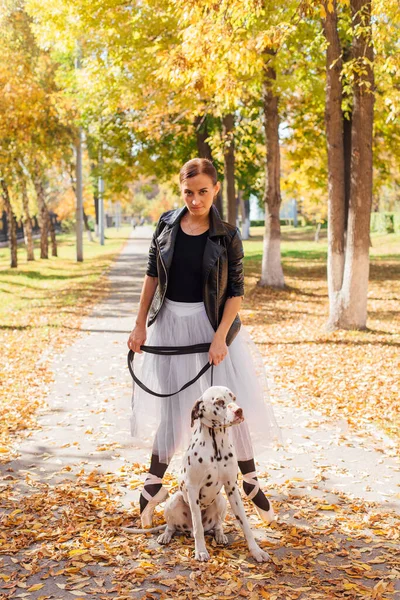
[128,158,280,528]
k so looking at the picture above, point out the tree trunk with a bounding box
[83,209,93,241]
[259,48,284,288]
[194,114,224,218]
[215,188,224,219]
[343,113,352,231]
[94,192,99,235]
[194,114,213,161]
[342,42,353,234]
[48,210,57,256]
[1,178,18,268]
[322,0,346,315]
[239,191,251,240]
[21,176,35,261]
[33,168,49,259]
[222,113,236,226]
[314,222,322,242]
[90,161,100,236]
[333,0,374,329]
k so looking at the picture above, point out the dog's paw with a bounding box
[195,548,210,561]
[215,531,228,545]
[250,546,270,563]
[157,531,173,545]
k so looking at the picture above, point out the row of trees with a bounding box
[0,3,138,266]
[0,5,70,265]
[1,0,399,329]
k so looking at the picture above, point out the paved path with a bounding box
[1,228,399,599]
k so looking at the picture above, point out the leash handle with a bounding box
[127,344,213,398]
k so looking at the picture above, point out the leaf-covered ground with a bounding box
[0,465,398,599]
[1,227,399,600]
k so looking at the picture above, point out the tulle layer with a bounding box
[130,299,281,463]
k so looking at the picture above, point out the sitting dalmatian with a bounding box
[157,386,271,562]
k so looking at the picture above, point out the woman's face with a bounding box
[181,173,220,219]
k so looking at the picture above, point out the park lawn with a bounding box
[0,226,132,458]
[242,228,400,446]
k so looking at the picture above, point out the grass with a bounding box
[243,226,400,261]
[0,227,132,320]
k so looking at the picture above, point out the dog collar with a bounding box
[199,417,242,430]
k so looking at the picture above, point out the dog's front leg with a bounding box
[186,485,209,561]
[225,484,270,563]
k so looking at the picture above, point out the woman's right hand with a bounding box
[128,324,147,353]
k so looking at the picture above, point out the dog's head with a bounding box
[190,386,244,428]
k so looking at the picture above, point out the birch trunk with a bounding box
[322,0,346,320]
[259,48,284,288]
[222,113,236,227]
[1,179,17,268]
[333,0,374,329]
[21,177,35,261]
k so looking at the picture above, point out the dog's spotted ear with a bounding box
[191,399,203,428]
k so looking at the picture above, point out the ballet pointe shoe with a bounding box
[140,474,169,529]
[242,471,276,524]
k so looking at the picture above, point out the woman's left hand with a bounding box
[209,333,228,366]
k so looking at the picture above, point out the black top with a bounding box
[166,226,209,302]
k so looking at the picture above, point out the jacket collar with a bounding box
[162,204,227,238]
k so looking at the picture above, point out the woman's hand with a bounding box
[209,332,228,366]
[128,323,147,353]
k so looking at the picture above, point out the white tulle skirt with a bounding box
[130,299,281,464]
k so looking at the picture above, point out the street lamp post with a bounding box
[98,170,105,246]
[75,43,83,262]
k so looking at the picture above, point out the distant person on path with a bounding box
[128,158,280,528]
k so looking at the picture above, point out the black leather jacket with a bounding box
[146,205,244,346]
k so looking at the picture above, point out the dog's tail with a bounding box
[121,524,167,534]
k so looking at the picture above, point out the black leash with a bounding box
[127,344,214,398]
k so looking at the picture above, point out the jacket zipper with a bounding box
[216,240,220,328]
[155,238,168,311]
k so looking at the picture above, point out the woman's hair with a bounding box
[179,158,218,186]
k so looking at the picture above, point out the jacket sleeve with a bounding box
[145,216,165,278]
[226,228,245,297]
[146,230,158,277]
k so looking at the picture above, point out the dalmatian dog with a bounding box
[124,386,270,562]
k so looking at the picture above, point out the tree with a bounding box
[260,47,284,287]
[322,0,346,305]
[222,114,236,226]
[18,166,35,260]
[322,0,374,329]
[0,179,18,268]
[0,2,74,263]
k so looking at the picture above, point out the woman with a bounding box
[128,158,280,528]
